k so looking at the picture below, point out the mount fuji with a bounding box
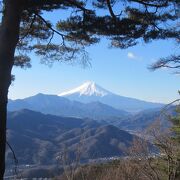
[8,81,164,118]
[58,81,164,112]
[59,81,111,97]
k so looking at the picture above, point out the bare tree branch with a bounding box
[6,141,18,176]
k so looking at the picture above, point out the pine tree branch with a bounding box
[27,0,92,13]
[19,14,37,42]
[34,13,68,44]
[132,0,168,8]
[67,0,91,13]
[106,0,117,21]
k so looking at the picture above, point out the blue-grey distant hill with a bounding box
[102,107,175,131]
[8,81,164,120]
[58,81,164,112]
[8,93,129,119]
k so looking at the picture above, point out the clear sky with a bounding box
[9,10,180,103]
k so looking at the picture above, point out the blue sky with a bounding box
[9,10,180,103]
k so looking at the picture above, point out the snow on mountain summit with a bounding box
[58,81,163,112]
[58,81,111,97]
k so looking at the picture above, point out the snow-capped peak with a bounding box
[58,81,111,97]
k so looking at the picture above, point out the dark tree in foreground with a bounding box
[0,0,179,178]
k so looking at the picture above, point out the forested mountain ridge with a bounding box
[6,109,139,167]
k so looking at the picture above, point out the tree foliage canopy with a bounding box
[1,0,178,68]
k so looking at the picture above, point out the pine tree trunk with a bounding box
[0,0,22,178]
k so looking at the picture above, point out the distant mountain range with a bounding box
[114,108,173,131]
[6,109,139,167]
[97,107,175,136]
[8,81,164,118]
[58,81,164,112]
[8,93,129,119]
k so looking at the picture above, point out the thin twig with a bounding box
[45,31,55,51]
[19,14,37,42]
[6,141,18,176]
[132,0,168,8]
